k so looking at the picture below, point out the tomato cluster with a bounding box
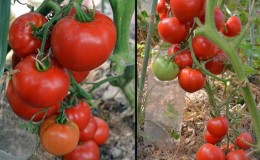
[7,3,115,159]
[197,116,253,160]
[152,0,242,93]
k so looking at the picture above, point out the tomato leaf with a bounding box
[242,63,258,75]
[170,130,180,140]
[0,0,10,76]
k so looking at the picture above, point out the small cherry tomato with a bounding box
[207,116,228,137]
[235,132,253,150]
[205,131,223,145]
[93,117,110,145]
[221,16,242,37]
[205,50,227,75]
[80,116,97,142]
[227,150,250,160]
[196,143,225,160]
[70,70,90,83]
[156,0,167,14]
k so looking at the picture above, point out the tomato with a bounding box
[227,150,250,160]
[205,50,227,75]
[6,80,59,122]
[221,16,242,37]
[152,56,180,81]
[178,68,206,93]
[40,115,80,156]
[158,17,189,44]
[63,140,100,160]
[12,55,70,108]
[93,117,110,145]
[11,53,22,69]
[65,101,91,131]
[159,11,167,20]
[167,44,193,69]
[170,0,205,22]
[204,131,223,145]
[70,70,90,83]
[80,117,97,142]
[192,36,218,60]
[156,0,167,14]
[220,143,234,152]
[196,143,225,160]
[235,132,253,150]
[207,116,228,137]
[51,12,116,71]
[9,12,48,57]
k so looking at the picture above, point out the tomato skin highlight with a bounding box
[204,131,223,145]
[7,80,59,122]
[63,140,100,160]
[65,101,91,131]
[170,0,205,22]
[235,132,253,150]
[93,117,110,145]
[80,117,97,142]
[221,16,242,37]
[51,12,116,71]
[40,115,80,156]
[196,143,226,160]
[12,55,70,108]
[9,12,48,57]
[227,150,250,160]
[158,17,189,44]
[178,68,206,93]
[207,117,228,137]
[192,36,218,60]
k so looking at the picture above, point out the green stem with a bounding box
[87,75,121,93]
[196,0,260,150]
[233,21,252,49]
[35,0,61,15]
[122,83,135,109]
[204,81,220,117]
[217,0,225,9]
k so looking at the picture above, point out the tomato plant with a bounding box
[178,68,206,93]
[207,117,228,137]
[235,132,253,150]
[152,56,180,81]
[93,117,110,145]
[196,143,225,160]
[39,115,80,156]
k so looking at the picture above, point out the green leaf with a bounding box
[170,130,180,140]
[0,0,10,76]
[242,63,259,75]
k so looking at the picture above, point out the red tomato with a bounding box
[156,0,167,14]
[159,11,167,20]
[63,140,100,160]
[65,101,91,131]
[40,115,80,156]
[205,50,227,75]
[205,131,223,145]
[214,7,225,31]
[12,55,70,108]
[178,68,206,93]
[235,132,253,150]
[192,36,218,60]
[170,0,205,22]
[196,143,225,160]
[6,80,59,122]
[220,143,234,152]
[158,17,189,44]
[80,117,97,142]
[221,16,242,37]
[51,12,116,71]
[227,150,250,160]
[93,117,110,145]
[11,53,22,69]
[207,116,228,137]
[167,44,193,69]
[9,12,48,57]
[70,70,90,83]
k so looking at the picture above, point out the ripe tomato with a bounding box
[9,12,48,57]
[80,117,97,142]
[12,55,70,108]
[70,70,90,83]
[12,53,22,69]
[65,101,91,131]
[51,12,116,71]
[214,7,225,31]
[152,56,180,81]
[207,116,228,137]
[63,140,100,160]
[235,132,253,150]
[227,150,250,160]
[93,117,110,145]
[205,50,227,75]
[6,80,59,122]
[192,36,218,60]
[170,0,205,22]
[220,143,234,152]
[158,17,189,44]
[196,143,225,160]
[178,68,206,93]
[167,44,193,69]
[40,115,80,156]
[205,131,223,145]
[156,0,167,14]
[221,16,242,37]
[159,11,168,20]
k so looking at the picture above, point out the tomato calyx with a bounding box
[34,54,51,72]
[56,109,69,124]
[73,2,95,22]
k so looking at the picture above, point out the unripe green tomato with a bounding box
[152,56,179,81]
